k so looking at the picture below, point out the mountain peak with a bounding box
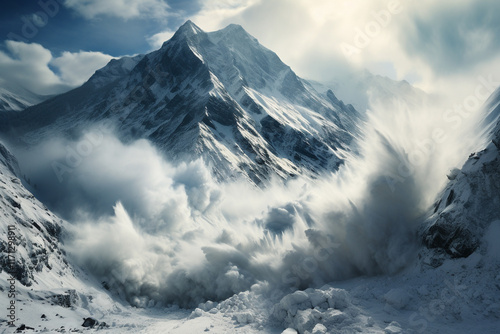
[221,23,245,33]
[175,20,204,37]
[3,21,361,185]
[210,23,256,44]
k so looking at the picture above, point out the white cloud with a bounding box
[51,50,114,86]
[0,41,64,95]
[63,0,170,19]
[189,0,402,80]
[0,41,113,95]
[186,0,500,97]
[17,87,486,306]
[147,30,175,50]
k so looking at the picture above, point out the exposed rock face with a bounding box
[0,142,70,286]
[82,317,99,328]
[421,91,500,258]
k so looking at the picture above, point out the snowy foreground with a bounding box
[1,248,499,334]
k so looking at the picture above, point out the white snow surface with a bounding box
[0,84,48,112]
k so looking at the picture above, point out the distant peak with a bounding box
[208,23,258,45]
[176,20,204,35]
[222,23,245,31]
[219,23,251,37]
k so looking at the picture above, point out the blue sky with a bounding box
[0,0,499,98]
[0,0,199,56]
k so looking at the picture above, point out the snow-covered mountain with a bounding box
[422,88,500,259]
[0,84,48,112]
[2,19,499,334]
[0,21,361,184]
[0,141,70,286]
[0,141,148,332]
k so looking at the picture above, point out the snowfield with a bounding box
[1,250,499,333]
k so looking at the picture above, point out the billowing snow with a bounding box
[0,22,499,334]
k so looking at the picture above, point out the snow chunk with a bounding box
[383,288,410,310]
[384,321,402,333]
[272,287,359,333]
[281,329,298,334]
[327,289,351,310]
[280,291,311,314]
[233,312,255,324]
[189,308,204,319]
[311,323,328,334]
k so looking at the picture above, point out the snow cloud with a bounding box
[3,1,498,98]
[0,41,65,95]
[184,0,500,97]
[147,30,175,50]
[0,41,113,95]
[12,86,490,307]
[63,0,170,19]
[50,50,114,86]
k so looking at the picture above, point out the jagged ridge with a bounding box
[0,21,361,184]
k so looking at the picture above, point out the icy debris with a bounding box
[383,288,410,310]
[198,300,218,312]
[211,290,271,328]
[271,287,360,333]
[233,312,255,324]
[309,323,327,334]
[322,309,348,325]
[327,289,351,310]
[281,329,298,334]
[189,308,204,319]
[384,321,402,333]
[279,291,311,315]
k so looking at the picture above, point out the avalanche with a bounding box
[0,21,499,334]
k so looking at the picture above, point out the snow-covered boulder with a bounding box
[271,287,361,334]
[422,94,500,259]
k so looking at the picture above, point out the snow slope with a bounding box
[0,84,48,113]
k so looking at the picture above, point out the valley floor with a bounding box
[1,247,499,334]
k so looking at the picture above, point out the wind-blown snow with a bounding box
[2,20,499,334]
[9,87,491,312]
